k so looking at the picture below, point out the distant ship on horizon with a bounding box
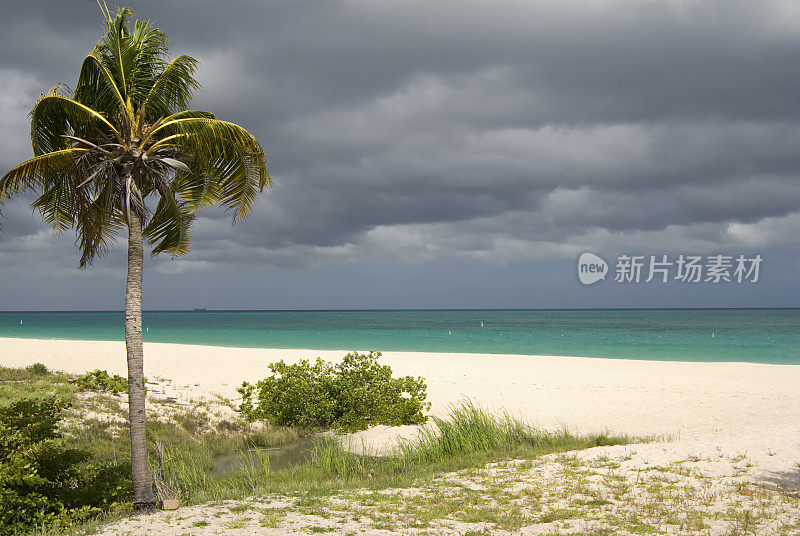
[192,308,208,312]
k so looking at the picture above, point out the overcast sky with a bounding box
[1,0,799,310]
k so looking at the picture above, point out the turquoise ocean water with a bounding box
[0,309,798,365]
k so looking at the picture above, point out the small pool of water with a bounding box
[214,437,318,475]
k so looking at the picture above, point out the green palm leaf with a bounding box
[0,148,88,196]
[74,54,127,118]
[75,184,125,267]
[143,193,194,256]
[31,90,119,155]
[141,56,198,120]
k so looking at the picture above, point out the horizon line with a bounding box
[1,307,799,314]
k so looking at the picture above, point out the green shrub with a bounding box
[73,369,129,393]
[25,362,49,375]
[238,351,430,431]
[0,397,130,535]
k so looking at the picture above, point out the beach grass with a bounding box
[0,362,77,401]
[397,399,625,465]
[0,364,293,466]
[165,402,631,505]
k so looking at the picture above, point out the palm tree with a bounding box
[0,5,270,511]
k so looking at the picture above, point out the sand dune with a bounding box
[2,336,799,483]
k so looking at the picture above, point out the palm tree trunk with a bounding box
[125,209,156,511]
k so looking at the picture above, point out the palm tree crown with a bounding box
[0,5,270,265]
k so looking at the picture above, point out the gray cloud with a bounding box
[1,0,800,308]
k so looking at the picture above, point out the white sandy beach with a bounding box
[2,336,799,487]
[5,336,800,534]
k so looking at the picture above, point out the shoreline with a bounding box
[2,334,799,367]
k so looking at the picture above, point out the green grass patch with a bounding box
[0,364,300,533]
[217,400,631,502]
[0,364,77,403]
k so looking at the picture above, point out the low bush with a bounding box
[26,362,49,375]
[238,351,430,431]
[0,397,130,535]
[73,369,129,393]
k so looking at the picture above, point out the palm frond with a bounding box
[148,117,270,219]
[142,179,194,256]
[170,166,220,210]
[0,148,88,197]
[129,20,169,105]
[162,110,215,122]
[202,149,267,220]
[150,117,263,153]
[141,55,199,120]
[30,89,119,155]
[75,181,125,267]
[96,8,170,105]
[95,7,136,99]
[138,110,214,148]
[74,54,127,118]
[31,179,81,234]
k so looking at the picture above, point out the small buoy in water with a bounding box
[146,327,148,333]
[20,320,23,325]
[480,321,484,327]
[712,332,715,338]
[449,330,452,335]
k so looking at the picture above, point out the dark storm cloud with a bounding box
[2,0,800,277]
